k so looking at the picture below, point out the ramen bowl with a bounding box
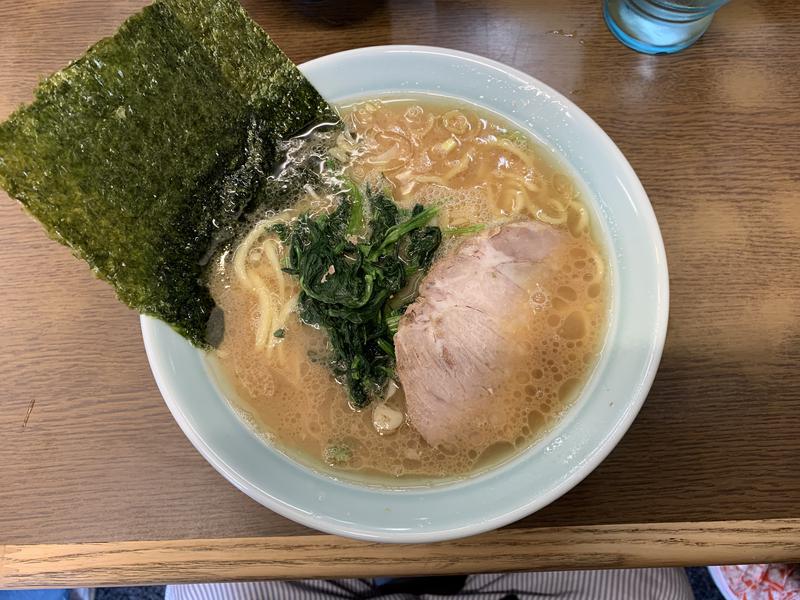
[141,45,668,543]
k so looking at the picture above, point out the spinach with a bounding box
[323,444,352,465]
[444,223,487,237]
[280,186,441,408]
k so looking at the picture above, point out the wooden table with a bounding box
[2,0,799,589]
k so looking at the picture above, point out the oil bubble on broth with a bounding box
[207,96,609,486]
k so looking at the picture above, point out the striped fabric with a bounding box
[166,568,694,599]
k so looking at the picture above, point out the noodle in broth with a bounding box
[208,97,608,484]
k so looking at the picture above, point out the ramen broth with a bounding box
[208,97,608,483]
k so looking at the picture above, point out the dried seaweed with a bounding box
[0,0,335,346]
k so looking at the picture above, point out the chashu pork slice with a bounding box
[395,220,567,449]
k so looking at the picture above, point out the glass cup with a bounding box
[604,0,731,54]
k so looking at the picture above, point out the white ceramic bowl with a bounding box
[141,46,668,543]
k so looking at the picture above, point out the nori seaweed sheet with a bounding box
[0,0,336,346]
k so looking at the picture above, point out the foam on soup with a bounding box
[207,97,609,485]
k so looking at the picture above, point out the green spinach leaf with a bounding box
[280,185,440,408]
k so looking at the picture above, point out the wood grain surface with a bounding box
[1,0,800,586]
[3,519,800,588]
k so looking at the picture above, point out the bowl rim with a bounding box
[141,44,669,543]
